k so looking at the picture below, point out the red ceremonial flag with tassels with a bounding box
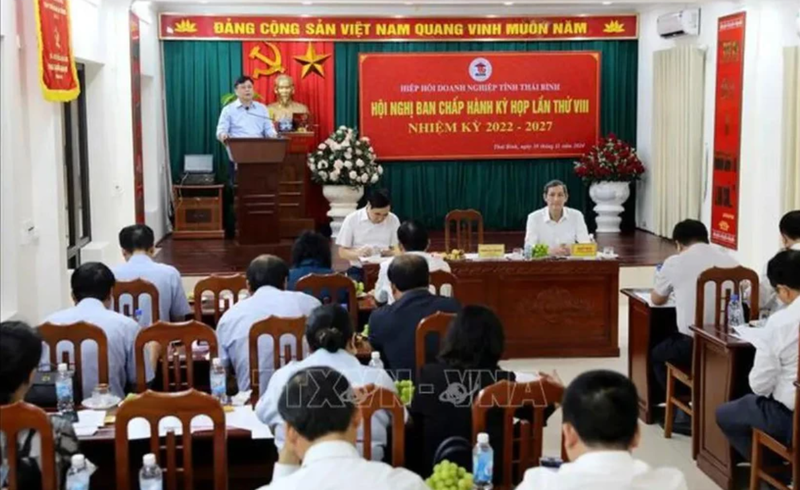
[242,40,335,226]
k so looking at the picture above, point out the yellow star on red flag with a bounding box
[294,43,332,79]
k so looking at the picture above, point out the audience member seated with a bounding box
[256,366,427,490]
[518,370,688,490]
[760,210,800,316]
[650,219,738,434]
[368,254,460,381]
[288,230,348,304]
[216,255,321,394]
[43,262,153,398]
[0,321,80,489]
[374,220,451,305]
[113,224,192,324]
[256,304,396,461]
[336,188,401,282]
[716,249,800,467]
[409,305,544,477]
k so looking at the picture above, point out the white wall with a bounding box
[636,0,800,270]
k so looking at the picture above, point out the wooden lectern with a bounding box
[228,137,288,245]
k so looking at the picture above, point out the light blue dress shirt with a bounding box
[112,253,192,324]
[255,348,398,462]
[42,298,154,399]
[215,286,321,394]
[215,99,278,142]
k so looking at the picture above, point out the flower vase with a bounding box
[588,181,631,233]
[323,185,365,239]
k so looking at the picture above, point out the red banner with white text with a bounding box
[35,0,80,101]
[359,52,600,160]
[711,12,746,250]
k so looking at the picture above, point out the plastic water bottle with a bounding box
[134,309,145,327]
[368,352,384,370]
[472,432,494,490]
[210,357,227,403]
[523,244,532,260]
[65,454,90,490]
[139,453,163,490]
[727,293,746,327]
[56,363,76,418]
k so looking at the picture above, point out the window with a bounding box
[63,63,91,269]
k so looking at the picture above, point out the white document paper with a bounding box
[513,372,541,383]
[628,288,676,308]
[731,325,764,349]
[124,407,274,440]
[226,406,274,439]
[75,410,106,429]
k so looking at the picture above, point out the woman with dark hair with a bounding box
[255,304,397,462]
[0,321,80,488]
[287,231,334,290]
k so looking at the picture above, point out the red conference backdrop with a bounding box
[711,12,746,250]
[359,52,600,160]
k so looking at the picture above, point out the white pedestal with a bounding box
[323,185,364,239]
[589,181,631,233]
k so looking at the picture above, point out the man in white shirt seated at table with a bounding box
[759,210,800,316]
[524,180,590,256]
[716,249,800,470]
[215,255,321,395]
[650,219,738,434]
[113,224,193,325]
[257,366,428,490]
[374,220,450,305]
[336,188,401,282]
[518,370,687,490]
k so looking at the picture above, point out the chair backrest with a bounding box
[355,384,406,467]
[248,316,306,404]
[295,273,358,328]
[472,379,565,489]
[445,209,484,253]
[114,389,227,490]
[793,326,800,453]
[415,312,456,378]
[37,322,109,402]
[192,274,248,324]
[0,402,57,490]
[695,266,759,330]
[112,278,160,323]
[430,270,458,298]
[134,321,218,392]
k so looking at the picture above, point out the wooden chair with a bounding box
[193,274,248,325]
[134,320,218,393]
[445,209,484,253]
[295,273,358,328]
[37,322,109,402]
[430,270,458,298]
[248,316,306,404]
[664,266,760,453]
[749,325,800,490]
[415,312,456,379]
[0,401,57,490]
[472,379,565,490]
[114,389,227,490]
[112,278,160,323]
[355,384,406,467]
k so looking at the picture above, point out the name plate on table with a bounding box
[571,243,598,258]
[478,244,505,259]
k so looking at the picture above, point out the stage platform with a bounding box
[154,229,675,276]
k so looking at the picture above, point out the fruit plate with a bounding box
[81,394,122,410]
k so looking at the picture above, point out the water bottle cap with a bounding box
[371,352,381,360]
[71,454,85,468]
[135,309,143,315]
[477,432,489,444]
[143,453,156,466]
[731,294,739,301]
[58,363,68,372]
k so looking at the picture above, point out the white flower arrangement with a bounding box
[308,126,383,187]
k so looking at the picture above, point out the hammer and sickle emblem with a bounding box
[249,42,285,79]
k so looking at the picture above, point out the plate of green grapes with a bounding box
[395,379,414,405]
[426,460,473,490]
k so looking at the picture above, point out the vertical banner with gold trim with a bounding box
[130,11,145,224]
[711,12,746,249]
[34,0,80,101]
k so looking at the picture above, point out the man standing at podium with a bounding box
[216,75,278,182]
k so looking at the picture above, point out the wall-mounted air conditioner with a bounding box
[657,9,701,38]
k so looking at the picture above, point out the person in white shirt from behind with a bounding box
[759,210,800,317]
[518,370,687,490]
[256,304,397,461]
[256,366,427,490]
[524,180,590,256]
[716,249,800,468]
[375,220,451,305]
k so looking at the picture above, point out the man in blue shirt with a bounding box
[216,75,278,182]
[113,224,192,325]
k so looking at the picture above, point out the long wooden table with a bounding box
[365,258,620,358]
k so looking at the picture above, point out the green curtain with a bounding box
[334,41,639,231]
[163,41,243,233]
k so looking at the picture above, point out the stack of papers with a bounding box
[628,288,675,308]
[73,410,107,437]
